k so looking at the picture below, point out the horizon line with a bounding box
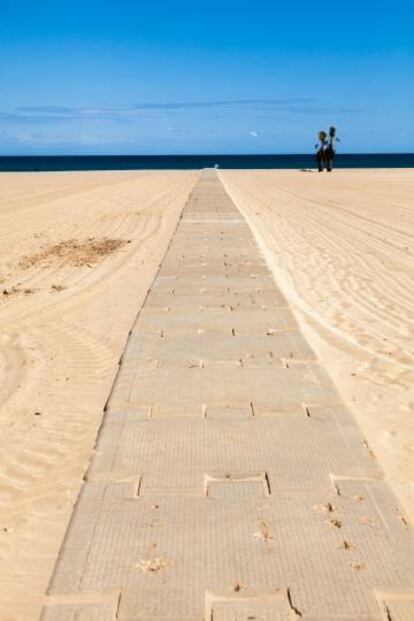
[1,151,414,158]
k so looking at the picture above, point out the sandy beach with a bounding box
[0,168,413,619]
[0,170,198,619]
[221,169,414,517]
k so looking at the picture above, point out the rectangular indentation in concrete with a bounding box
[375,589,414,620]
[121,618,201,621]
[252,402,310,417]
[241,352,285,368]
[41,591,120,621]
[204,472,271,497]
[206,588,292,620]
[204,406,253,420]
[139,473,203,496]
[328,476,414,553]
[41,603,115,620]
[125,367,340,418]
[84,469,142,489]
[202,359,243,369]
[124,332,314,371]
[104,406,152,423]
[182,218,244,223]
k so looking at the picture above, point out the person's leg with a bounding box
[317,154,323,172]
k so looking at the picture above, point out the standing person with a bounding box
[315,130,327,172]
[324,126,339,172]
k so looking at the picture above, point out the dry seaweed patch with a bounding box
[135,558,173,574]
[50,284,66,292]
[20,237,128,269]
[253,519,275,549]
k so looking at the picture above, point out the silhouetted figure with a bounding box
[315,127,340,171]
[315,130,327,172]
[324,126,339,172]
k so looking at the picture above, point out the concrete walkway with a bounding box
[42,171,414,620]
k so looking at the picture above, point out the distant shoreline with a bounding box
[1,153,414,172]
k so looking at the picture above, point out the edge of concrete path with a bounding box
[41,170,202,600]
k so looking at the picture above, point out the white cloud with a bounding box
[249,130,259,137]
[80,134,111,145]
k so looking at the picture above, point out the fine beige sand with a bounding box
[0,170,198,620]
[221,168,414,520]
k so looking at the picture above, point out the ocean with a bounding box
[0,153,413,172]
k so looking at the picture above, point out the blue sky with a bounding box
[1,1,413,154]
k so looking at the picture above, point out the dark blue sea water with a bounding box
[0,153,413,172]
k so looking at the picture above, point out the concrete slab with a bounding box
[151,276,276,292]
[135,307,298,337]
[110,366,340,417]
[87,410,381,490]
[122,333,316,369]
[46,483,413,619]
[145,290,287,310]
